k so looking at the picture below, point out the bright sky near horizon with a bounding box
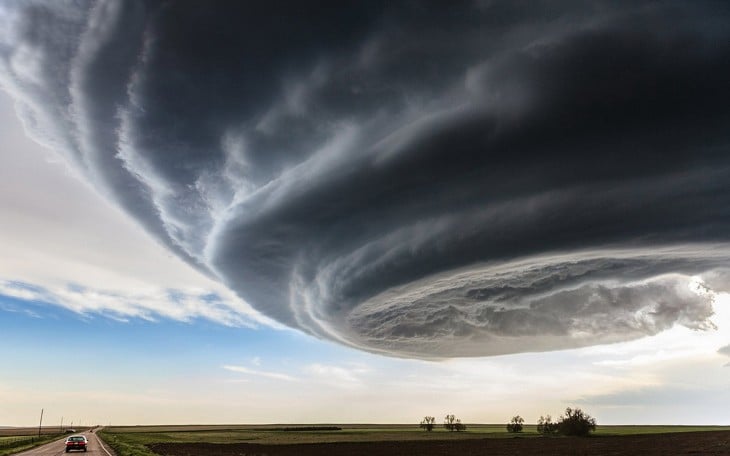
[1,0,729,427]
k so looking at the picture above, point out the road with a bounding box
[12,431,113,456]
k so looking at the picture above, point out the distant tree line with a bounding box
[419,407,596,437]
[508,407,597,437]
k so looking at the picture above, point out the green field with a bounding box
[0,433,65,456]
[99,424,730,456]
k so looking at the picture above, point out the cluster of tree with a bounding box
[420,407,595,436]
[508,407,595,437]
[443,414,467,432]
[419,414,466,432]
[549,407,596,436]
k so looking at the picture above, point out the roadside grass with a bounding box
[0,433,65,456]
[99,431,157,456]
[99,423,730,456]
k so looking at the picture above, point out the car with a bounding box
[65,435,88,452]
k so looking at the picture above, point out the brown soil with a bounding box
[148,430,730,456]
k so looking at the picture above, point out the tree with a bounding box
[443,415,466,432]
[420,416,435,431]
[444,414,466,431]
[506,415,524,433]
[537,415,558,435]
[556,407,597,437]
[444,414,456,431]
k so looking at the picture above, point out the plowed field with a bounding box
[148,430,730,456]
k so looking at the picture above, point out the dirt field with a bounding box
[148,430,730,456]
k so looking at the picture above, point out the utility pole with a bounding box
[61,416,64,433]
[38,408,44,438]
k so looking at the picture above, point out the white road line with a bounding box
[94,435,112,456]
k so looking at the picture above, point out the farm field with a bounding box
[99,424,730,456]
[0,428,71,436]
[0,430,66,456]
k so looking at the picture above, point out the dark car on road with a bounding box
[65,435,87,452]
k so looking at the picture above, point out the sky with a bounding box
[1,0,729,426]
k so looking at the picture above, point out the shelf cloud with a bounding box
[2,1,729,358]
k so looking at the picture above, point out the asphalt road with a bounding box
[13,431,113,456]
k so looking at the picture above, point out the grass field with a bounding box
[0,428,62,437]
[98,423,730,456]
[0,433,65,456]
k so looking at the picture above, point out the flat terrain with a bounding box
[104,423,730,440]
[98,424,730,456]
[148,431,730,456]
[0,429,72,437]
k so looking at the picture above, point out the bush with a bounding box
[506,415,524,433]
[556,407,597,436]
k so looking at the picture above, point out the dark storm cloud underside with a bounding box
[2,1,730,357]
[213,5,730,319]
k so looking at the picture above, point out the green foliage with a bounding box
[506,415,524,433]
[419,416,435,431]
[556,407,597,437]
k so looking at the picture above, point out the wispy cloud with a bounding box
[222,365,297,382]
[0,278,261,328]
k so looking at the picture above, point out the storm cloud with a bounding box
[1,1,729,357]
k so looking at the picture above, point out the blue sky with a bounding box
[3,284,730,426]
[1,1,730,427]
